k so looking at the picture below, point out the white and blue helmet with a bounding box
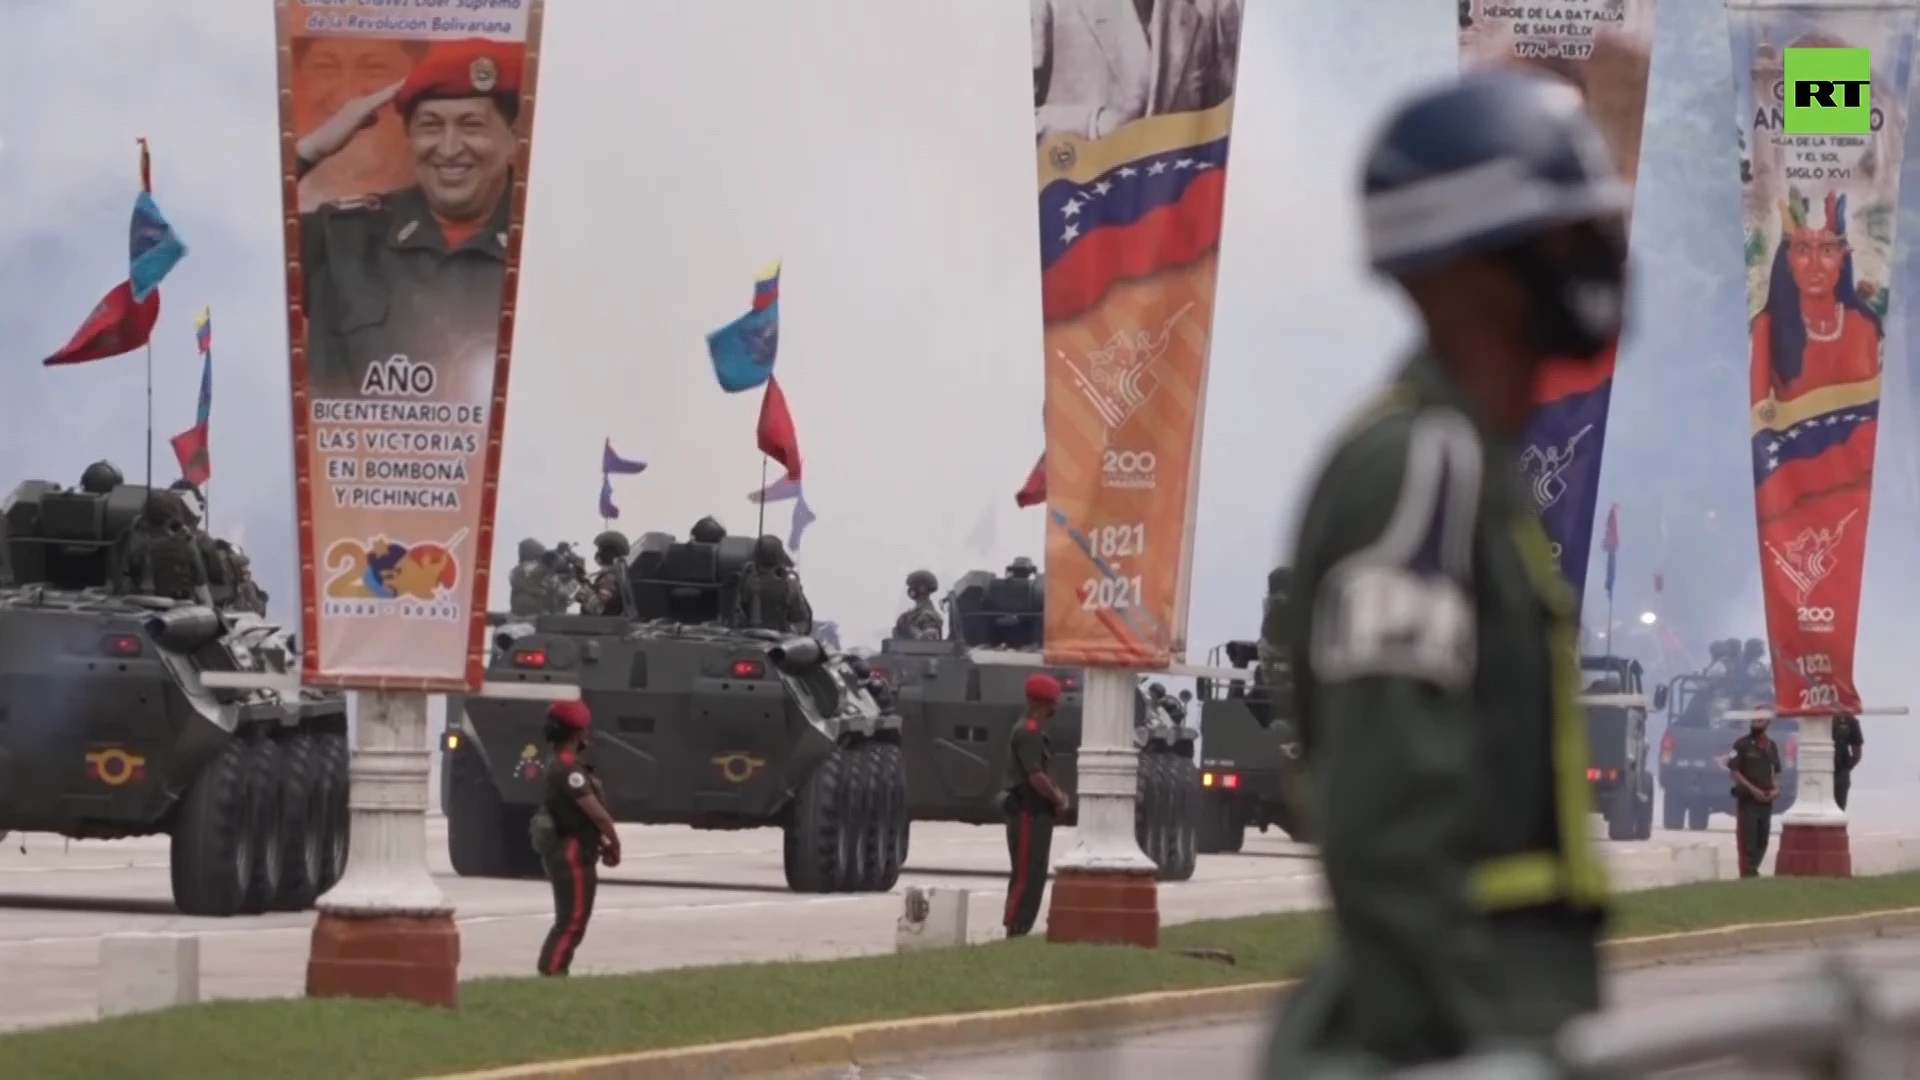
[1361,69,1630,278]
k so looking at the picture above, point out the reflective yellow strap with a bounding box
[1510,516,1611,908]
[1471,851,1565,909]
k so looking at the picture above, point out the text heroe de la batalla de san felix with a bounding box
[311,357,486,513]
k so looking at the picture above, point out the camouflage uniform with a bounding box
[893,600,943,641]
[299,183,515,397]
[127,495,209,601]
[510,561,566,616]
[581,568,624,616]
[737,536,811,633]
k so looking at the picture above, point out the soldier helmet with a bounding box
[1147,681,1167,698]
[753,534,789,568]
[517,537,546,562]
[690,516,727,543]
[1267,566,1292,594]
[1708,640,1730,661]
[592,530,631,561]
[905,569,938,595]
[1743,638,1766,662]
[79,460,123,494]
[1006,556,1037,579]
[141,491,183,527]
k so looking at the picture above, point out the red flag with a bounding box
[170,424,210,486]
[756,377,802,481]
[42,281,160,366]
[1015,453,1046,508]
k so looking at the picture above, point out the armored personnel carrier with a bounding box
[867,561,1201,882]
[1192,641,1308,852]
[0,479,349,916]
[444,530,906,893]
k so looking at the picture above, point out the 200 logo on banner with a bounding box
[1796,606,1835,630]
[1101,449,1156,489]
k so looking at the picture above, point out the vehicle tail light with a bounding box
[732,659,766,679]
[101,634,142,657]
[443,732,461,752]
[513,648,547,669]
[1785,737,1798,766]
[1221,773,1239,789]
[1659,731,1675,765]
[1585,767,1619,782]
[1202,771,1215,787]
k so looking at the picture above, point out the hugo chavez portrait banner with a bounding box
[276,0,543,690]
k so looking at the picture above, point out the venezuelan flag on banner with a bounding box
[1728,1,1919,714]
[1031,0,1245,668]
[1461,0,1658,608]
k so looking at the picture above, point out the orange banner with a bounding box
[276,0,543,690]
[1031,0,1244,667]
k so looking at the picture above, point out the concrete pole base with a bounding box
[306,910,461,1008]
[1045,866,1159,947]
[1775,821,1852,877]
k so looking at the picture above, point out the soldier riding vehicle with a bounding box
[445,527,906,893]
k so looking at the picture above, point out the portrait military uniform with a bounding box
[297,40,523,397]
[1033,0,1243,140]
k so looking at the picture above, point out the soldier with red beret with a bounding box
[293,37,525,395]
[532,697,621,976]
[1001,671,1070,938]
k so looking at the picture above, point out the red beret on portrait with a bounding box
[395,38,524,113]
[1025,673,1061,703]
[547,698,592,731]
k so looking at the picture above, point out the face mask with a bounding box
[1498,227,1627,361]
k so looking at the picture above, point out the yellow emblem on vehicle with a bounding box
[712,753,765,784]
[85,748,147,787]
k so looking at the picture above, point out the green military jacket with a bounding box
[1832,713,1863,771]
[300,182,515,397]
[1276,350,1607,1063]
[1730,731,1783,796]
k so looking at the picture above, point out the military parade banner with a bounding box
[1728,0,1918,713]
[1461,0,1657,607]
[1030,0,1244,667]
[277,0,543,689]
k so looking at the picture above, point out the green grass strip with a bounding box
[7,872,1919,1080]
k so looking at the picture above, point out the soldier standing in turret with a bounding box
[892,570,944,640]
[78,460,123,495]
[509,538,564,617]
[127,492,209,602]
[581,532,630,617]
[737,535,811,632]
[690,516,727,544]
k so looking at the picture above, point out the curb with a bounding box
[425,906,1920,1080]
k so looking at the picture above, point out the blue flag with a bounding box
[789,490,816,552]
[1516,354,1616,611]
[603,439,646,475]
[706,303,779,393]
[599,475,619,520]
[129,191,187,303]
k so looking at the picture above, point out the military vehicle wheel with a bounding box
[1164,756,1200,880]
[1631,774,1655,841]
[836,747,876,892]
[240,735,287,914]
[315,730,351,890]
[447,749,541,879]
[274,730,328,911]
[1136,753,1198,882]
[1685,802,1710,831]
[1197,792,1243,854]
[784,748,848,892]
[170,737,256,917]
[857,742,907,890]
[1661,791,1686,832]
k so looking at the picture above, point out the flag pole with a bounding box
[755,456,768,540]
[143,342,154,494]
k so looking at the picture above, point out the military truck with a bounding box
[444,529,906,893]
[1580,654,1662,842]
[1191,641,1307,852]
[1658,671,1797,830]
[0,479,350,916]
[865,561,1202,883]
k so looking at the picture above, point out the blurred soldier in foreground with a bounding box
[1265,70,1627,1076]
[736,535,811,632]
[580,532,629,617]
[892,569,944,640]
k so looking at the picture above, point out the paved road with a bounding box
[0,809,1913,1032]
[854,933,1920,1079]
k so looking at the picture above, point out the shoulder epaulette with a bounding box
[319,193,383,214]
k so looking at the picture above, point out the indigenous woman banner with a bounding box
[1030,0,1244,667]
[1461,0,1657,606]
[276,0,543,690]
[1729,0,1918,713]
